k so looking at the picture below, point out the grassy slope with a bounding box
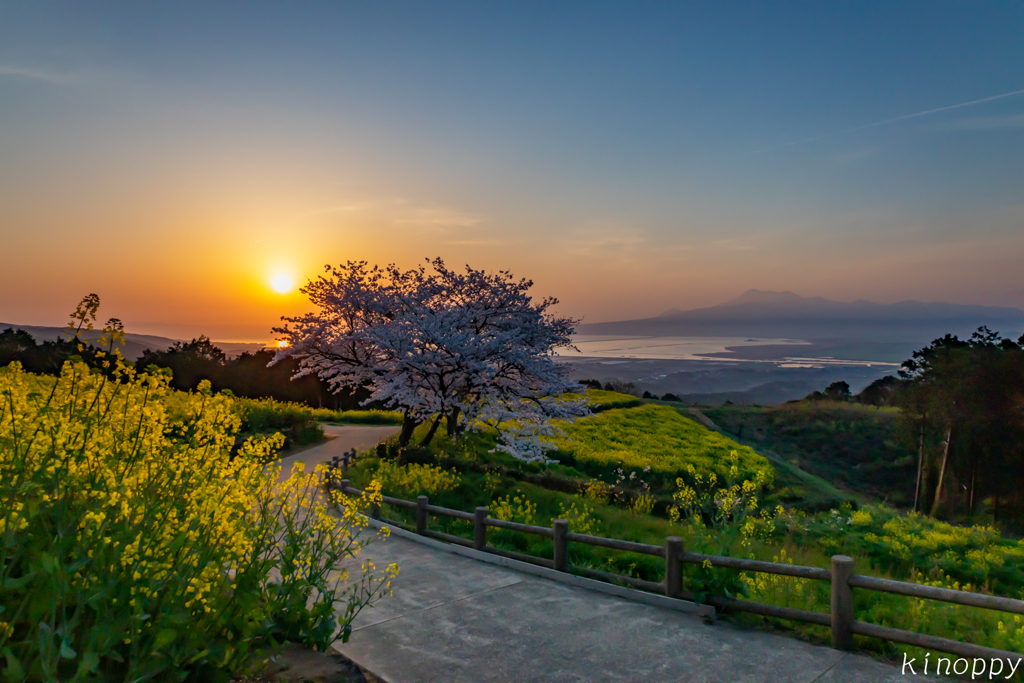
[704,401,916,506]
[548,403,768,482]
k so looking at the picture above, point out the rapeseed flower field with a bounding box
[0,358,395,681]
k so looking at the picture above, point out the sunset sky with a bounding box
[2,2,1022,341]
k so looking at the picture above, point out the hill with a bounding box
[577,290,1024,342]
[703,400,916,506]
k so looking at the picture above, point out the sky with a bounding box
[1,2,1022,341]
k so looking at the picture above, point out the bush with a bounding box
[373,461,460,497]
[0,361,397,681]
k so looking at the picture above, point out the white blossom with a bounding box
[272,258,590,461]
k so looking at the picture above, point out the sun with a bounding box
[276,340,289,348]
[271,274,294,294]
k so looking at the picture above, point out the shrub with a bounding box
[373,461,460,497]
[553,502,600,535]
[0,360,397,681]
[490,494,537,526]
[234,396,324,446]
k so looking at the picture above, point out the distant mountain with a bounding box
[578,290,1024,342]
[0,323,268,361]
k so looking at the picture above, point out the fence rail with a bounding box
[334,478,1024,661]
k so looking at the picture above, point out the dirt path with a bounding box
[688,407,724,432]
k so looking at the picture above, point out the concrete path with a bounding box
[336,529,934,683]
[278,424,400,477]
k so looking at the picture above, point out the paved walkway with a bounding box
[278,424,400,478]
[287,426,934,682]
[336,529,933,682]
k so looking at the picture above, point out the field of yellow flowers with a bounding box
[0,358,396,682]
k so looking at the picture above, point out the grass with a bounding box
[581,389,643,411]
[314,408,404,425]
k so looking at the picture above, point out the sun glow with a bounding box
[271,274,294,293]
[276,340,289,348]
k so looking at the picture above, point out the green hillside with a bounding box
[548,403,768,483]
[704,401,916,506]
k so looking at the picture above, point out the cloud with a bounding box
[933,114,1024,131]
[301,197,484,228]
[757,87,1024,152]
[557,223,691,266]
[296,196,494,248]
[0,65,73,85]
[831,149,876,164]
[391,202,483,228]
[845,88,1024,132]
[709,237,756,251]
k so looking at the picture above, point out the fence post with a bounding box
[553,519,569,572]
[831,555,854,650]
[474,507,488,550]
[417,496,428,535]
[339,479,350,493]
[665,536,683,599]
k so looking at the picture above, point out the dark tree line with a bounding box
[0,328,110,375]
[135,337,370,409]
[799,328,1024,522]
[896,327,1024,521]
[0,329,370,410]
[803,378,909,405]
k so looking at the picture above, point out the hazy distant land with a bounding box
[577,289,1024,345]
[564,290,1024,405]
[6,289,1021,406]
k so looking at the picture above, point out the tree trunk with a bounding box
[968,460,977,513]
[931,426,952,517]
[446,408,461,437]
[398,412,419,447]
[419,414,444,447]
[913,415,925,512]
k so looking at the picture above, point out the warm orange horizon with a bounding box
[3,4,1023,342]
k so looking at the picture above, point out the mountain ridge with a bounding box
[588,290,1024,342]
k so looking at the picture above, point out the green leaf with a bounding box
[39,553,58,574]
[81,651,100,673]
[60,640,77,659]
[153,628,177,650]
[3,573,35,590]
[3,648,25,681]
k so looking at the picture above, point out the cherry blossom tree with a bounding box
[272,259,588,463]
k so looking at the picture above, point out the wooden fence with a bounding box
[332,477,1024,662]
